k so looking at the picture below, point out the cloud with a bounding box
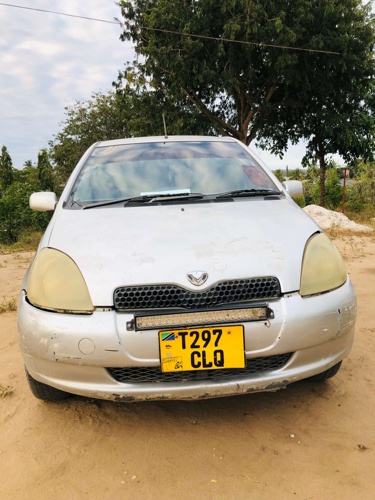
[0,0,131,168]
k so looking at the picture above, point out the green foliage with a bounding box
[293,195,306,208]
[119,0,318,144]
[324,169,343,210]
[37,149,54,191]
[346,160,375,214]
[0,146,14,190]
[272,169,285,182]
[304,168,343,210]
[0,156,53,245]
[119,1,375,140]
[264,2,375,207]
[289,168,304,181]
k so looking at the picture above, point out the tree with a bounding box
[263,89,375,208]
[118,0,311,144]
[118,0,375,207]
[241,1,375,206]
[37,149,54,191]
[0,145,14,190]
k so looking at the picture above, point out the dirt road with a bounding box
[1,235,374,499]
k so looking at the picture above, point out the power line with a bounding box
[0,2,119,24]
[0,1,340,55]
[140,25,341,55]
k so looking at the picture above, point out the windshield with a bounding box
[68,140,278,206]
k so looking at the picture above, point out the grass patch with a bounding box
[326,226,375,240]
[0,231,42,254]
[344,209,375,227]
[0,384,14,398]
[0,298,17,314]
[322,211,375,240]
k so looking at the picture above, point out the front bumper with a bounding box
[17,278,356,401]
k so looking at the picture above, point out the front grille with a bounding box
[107,353,292,384]
[114,277,281,311]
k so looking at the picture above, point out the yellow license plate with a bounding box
[159,325,245,372]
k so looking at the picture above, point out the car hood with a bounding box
[45,199,319,305]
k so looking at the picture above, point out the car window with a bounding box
[69,141,277,205]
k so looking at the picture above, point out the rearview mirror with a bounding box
[29,192,57,212]
[282,180,303,198]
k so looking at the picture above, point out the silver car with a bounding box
[18,136,356,402]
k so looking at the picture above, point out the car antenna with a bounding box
[162,113,168,139]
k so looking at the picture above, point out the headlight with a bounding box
[300,233,347,297]
[27,248,94,313]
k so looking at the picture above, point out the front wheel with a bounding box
[25,368,71,401]
[307,361,342,382]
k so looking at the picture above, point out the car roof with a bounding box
[93,135,239,148]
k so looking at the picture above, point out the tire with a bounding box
[306,361,342,382]
[25,368,71,402]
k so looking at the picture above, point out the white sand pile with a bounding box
[303,205,373,232]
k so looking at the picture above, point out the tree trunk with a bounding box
[318,156,327,207]
[313,134,327,207]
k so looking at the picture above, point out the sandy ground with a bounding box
[1,234,375,500]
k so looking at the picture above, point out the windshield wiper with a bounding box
[125,192,204,205]
[216,188,282,199]
[82,197,141,209]
[82,192,204,209]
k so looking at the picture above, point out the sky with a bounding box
[0,1,338,171]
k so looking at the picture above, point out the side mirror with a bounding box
[282,180,303,199]
[29,192,57,212]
